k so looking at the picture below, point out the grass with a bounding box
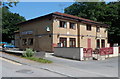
[23,57,52,63]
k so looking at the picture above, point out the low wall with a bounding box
[54,47,84,60]
[109,47,119,57]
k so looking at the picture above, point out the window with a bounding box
[96,27,100,32]
[22,39,27,45]
[70,38,76,47]
[60,21,67,28]
[86,24,91,31]
[70,22,76,29]
[96,39,100,48]
[101,39,105,48]
[28,38,33,45]
[60,37,67,47]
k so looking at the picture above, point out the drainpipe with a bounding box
[77,23,80,47]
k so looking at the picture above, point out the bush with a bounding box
[22,48,36,57]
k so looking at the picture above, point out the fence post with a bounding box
[113,47,119,57]
[80,47,84,61]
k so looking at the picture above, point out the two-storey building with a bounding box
[15,12,109,52]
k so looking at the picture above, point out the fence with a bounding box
[83,48,93,58]
[99,47,113,55]
[54,47,119,61]
[99,47,119,57]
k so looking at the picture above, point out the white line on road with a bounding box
[0,57,22,66]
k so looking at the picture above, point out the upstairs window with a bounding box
[60,21,67,28]
[96,27,100,32]
[70,22,76,29]
[86,24,91,31]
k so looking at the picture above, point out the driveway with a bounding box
[45,54,118,77]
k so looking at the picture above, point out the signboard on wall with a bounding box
[21,31,33,35]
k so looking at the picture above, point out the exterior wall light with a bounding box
[49,34,52,37]
[57,34,60,38]
[81,35,84,39]
[104,29,107,33]
[95,36,97,39]
[54,19,58,22]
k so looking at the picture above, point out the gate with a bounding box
[83,48,93,58]
[99,47,113,55]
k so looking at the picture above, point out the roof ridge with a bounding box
[53,12,99,24]
[17,11,109,27]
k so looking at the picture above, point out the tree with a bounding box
[1,1,26,43]
[1,0,19,9]
[64,2,120,45]
[2,8,26,43]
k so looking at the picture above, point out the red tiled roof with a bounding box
[53,12,108,27]
[17,12,109,27]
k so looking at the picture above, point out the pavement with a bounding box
[45,55,118,77]
[0,52,119,77]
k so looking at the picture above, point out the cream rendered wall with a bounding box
[79,23,96,49]
[79,23,108,49]
[53,18,78,47]
[96,27,108,48]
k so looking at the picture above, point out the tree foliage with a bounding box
[0,1,26,42]
[2,7,26,42]
[1,0,19,9]
[64,2,120,45]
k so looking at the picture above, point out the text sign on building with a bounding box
[21,31,33,35]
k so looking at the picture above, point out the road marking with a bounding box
[0,57,22,66]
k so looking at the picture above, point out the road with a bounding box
[0,52,119,78]
[1,57,65,77]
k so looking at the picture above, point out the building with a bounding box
[15,12,109,52]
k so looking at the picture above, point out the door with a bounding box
[87,38,91,48]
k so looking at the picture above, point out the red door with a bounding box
[87,38,91,48]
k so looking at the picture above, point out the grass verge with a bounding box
[23,57,52,63]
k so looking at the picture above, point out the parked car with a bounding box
[0,42,15,48]
[4,44,16,48]
[0,42,7,45]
